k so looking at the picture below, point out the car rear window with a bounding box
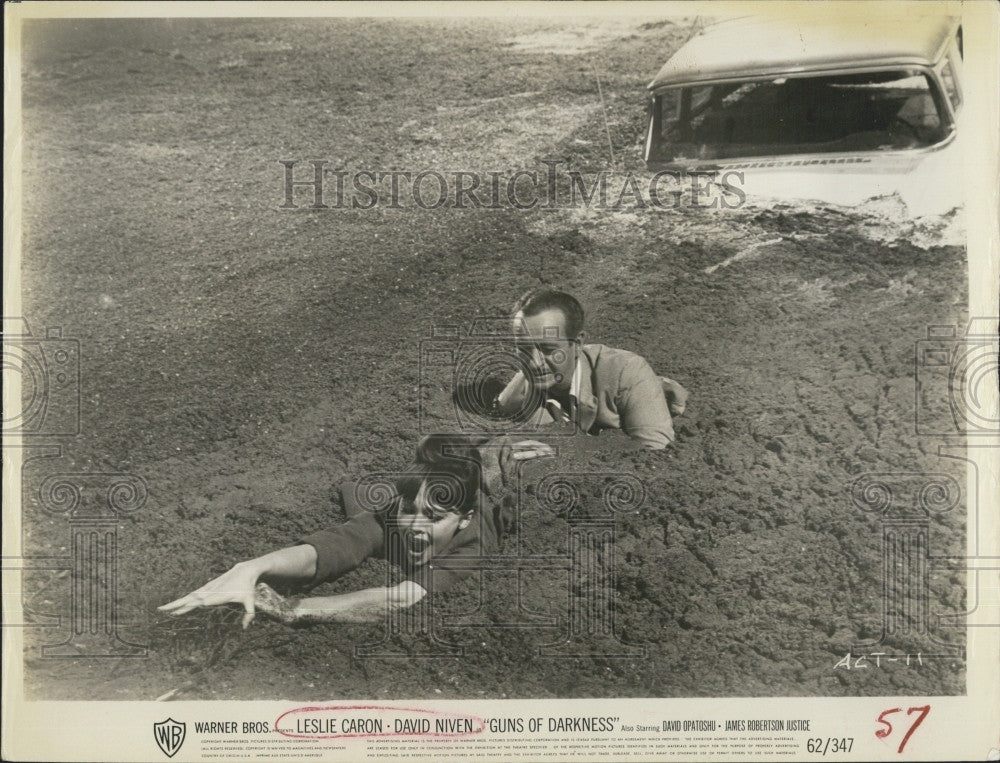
[648,69,952,163]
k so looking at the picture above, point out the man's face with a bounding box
[512,307,578,394]
[396,479,469,566]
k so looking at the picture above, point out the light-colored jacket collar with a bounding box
[569,344,600,434]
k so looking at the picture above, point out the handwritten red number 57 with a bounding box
[875,705,930,753]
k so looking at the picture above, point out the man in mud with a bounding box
[493,288,686,450]
[159,434,550,626]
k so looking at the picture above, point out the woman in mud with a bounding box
[159,434,552,627]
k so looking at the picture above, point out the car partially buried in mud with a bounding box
[644,15,965,215]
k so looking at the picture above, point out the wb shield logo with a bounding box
[154,718,186,758]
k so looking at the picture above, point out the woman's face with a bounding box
[396,479,469,566]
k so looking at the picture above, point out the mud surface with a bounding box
[18,18,967,700]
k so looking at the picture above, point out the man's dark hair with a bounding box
[394,434,484,515]
[512,288,585,339]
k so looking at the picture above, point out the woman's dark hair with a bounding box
[394,434,485,515]
[512,288,585,339]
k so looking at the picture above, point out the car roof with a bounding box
[648,15,958,90]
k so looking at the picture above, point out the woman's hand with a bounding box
[158,560,264,629]
[158,544,318,629]
[252,582,299,624]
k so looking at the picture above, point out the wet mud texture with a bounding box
[19,18,966,699]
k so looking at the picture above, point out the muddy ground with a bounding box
[17,17,967,700]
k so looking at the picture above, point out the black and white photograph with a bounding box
[3,2,998,761]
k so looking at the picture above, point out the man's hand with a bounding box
[158,560,263,629]
[510,439,555,461]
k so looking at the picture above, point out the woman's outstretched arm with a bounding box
[253,580,427,625]
[158,544,319,629]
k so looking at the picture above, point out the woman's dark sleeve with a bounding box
[297,513,385,588]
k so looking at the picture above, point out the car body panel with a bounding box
[648,15,957,89]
